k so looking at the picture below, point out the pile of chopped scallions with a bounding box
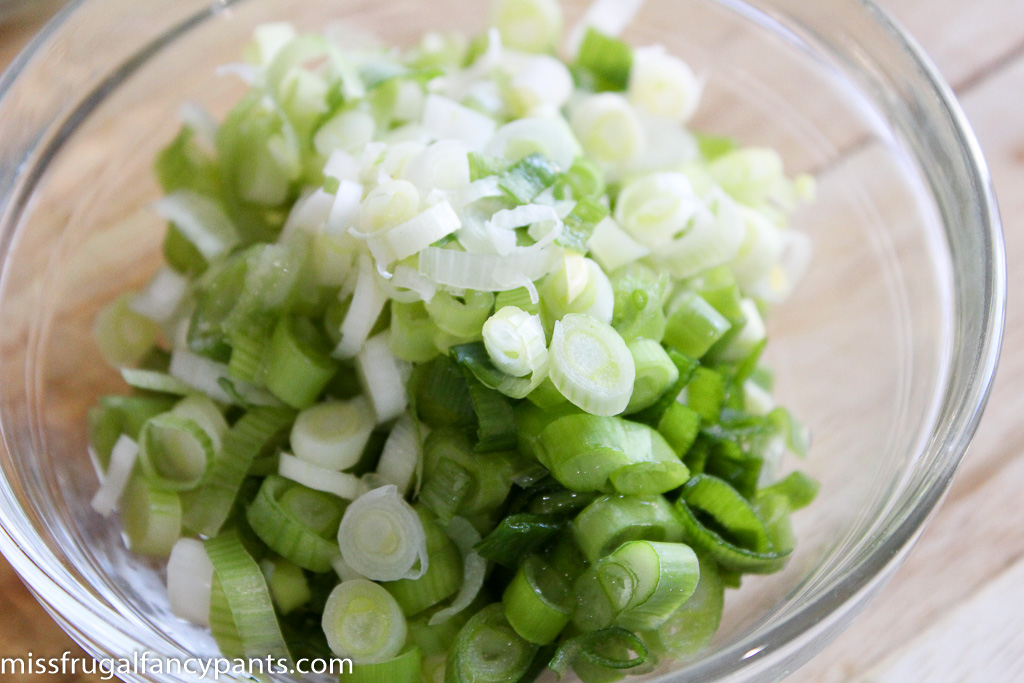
[88,0,818,680]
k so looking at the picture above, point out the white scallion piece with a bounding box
[403,140,472,192]
[422,94,497,151]
[337,485,428,582]
[375,413,421,495]
[334,255,389,359]
[168,350,279,406]
[90,435,138,517]
[278,453,362,501]
[587,216,650,272]
[153,190,239,262]
[483,306,548,377]
[290,397,375,471]
[418,247,557,293]
[570,93,646,165]
[485,116,581,171]
[628,45,703,123]
[322,579,407,663]
[129,267,188,324]
[325,180,365,236]
[366,200,462,267]
[549,313,635,416]
[167,538,215,627]
[356,332,410,424]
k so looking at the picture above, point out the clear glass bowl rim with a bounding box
[0,0,1006,680]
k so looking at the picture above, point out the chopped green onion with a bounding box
[265,315,338,409]
[278,453,362,500]
[121,473,182,557]
[624,339,679,414]
[575,28,634,91]
[138,414,214,491]
[640,552,724,659]
[548,627,648,679]
[429,517,487,626]
[572,540,699,632]
[385,509,462,616]
[657,402,702,458]
[465,376,518,453]
[356,332,410,424]
[376,413,422,495]
[204,531,291,662]
[663,291,733,359]
[490,0,563,53]
[346,647,422,683]
[391,302,440,363]
[503,556,572,644]
[426,290,495,340]
[482,306,548,379]
[246,475,343,572]
[414,355,476,427]
[570,93,644,164]
[120,368,193,397]
[675,474,788,573]
[90,435,139,517]
[167,538,214,627]
[290,397,375,470]
[475,514,565,568]
[323,579,407,663]
[262,556,312,614]
[171,395,229,453]
[685,366,726,423]
[182,406,295,537]
[498,154,560,204]
[338,484,428,581]
[758,471,819,511]
[451,341,547,401]
[549,314,634,416]
[334,254,389,359]
[557,197,611,254]
[573,494,684,562]
[445,604,538,683]
[93,293,161,368]
[535,414,681,493]
[628,46,702,123]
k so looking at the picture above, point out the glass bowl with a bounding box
[0,0,1004,681]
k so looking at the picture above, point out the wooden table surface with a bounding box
[1,2,1023,681]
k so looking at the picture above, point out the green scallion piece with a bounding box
[572,494,684,563]
[503,556,572,644]
[386,510,463,616]
[264,315,337,409]
[121,474,182,557]
[346,647,422,683]
[246,475,343,572]
[556,197,610,254]
[675,474,788,573]
[498,154,559,204]
[446,603,538,683]
[205,531,291,662]
[182,406,295,537]
[138,414,214,491]
[572,540,699,632]
[663,291,733,359]
[575,28,634,92]
[474,514,565,568]
[624,339,680,414]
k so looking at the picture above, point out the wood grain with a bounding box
[0,2,1022,682]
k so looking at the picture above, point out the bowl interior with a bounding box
[0,0,978,681]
